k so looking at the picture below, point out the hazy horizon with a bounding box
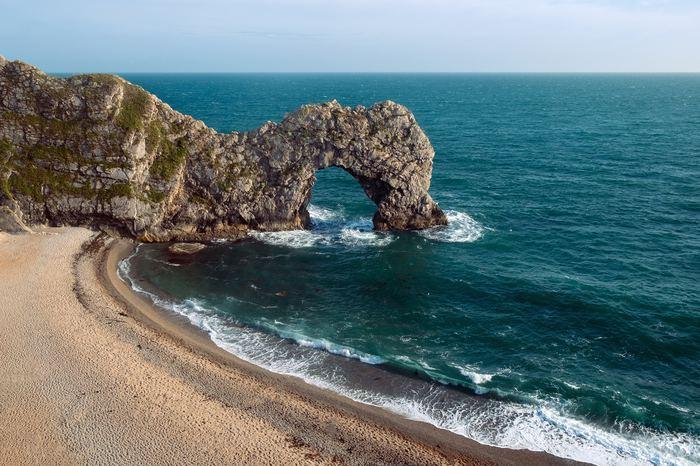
[45,71,700,75]
[3,0,700,73]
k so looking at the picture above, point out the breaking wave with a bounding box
[419,210,486,243]
[457,365,495,385]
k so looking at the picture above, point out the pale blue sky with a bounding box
[2,0,699,72]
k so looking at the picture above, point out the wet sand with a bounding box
[0,227,580,465]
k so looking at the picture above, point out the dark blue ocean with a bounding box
[117,73,699,465]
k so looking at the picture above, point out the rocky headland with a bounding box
[0,56,446,241]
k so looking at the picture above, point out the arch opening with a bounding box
[304,166,376,229]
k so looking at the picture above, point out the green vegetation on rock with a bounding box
[150,137,188,180]
[116,85,151,132]
[145,119,188,182]
[145,120,163,152]
[146,190,165,203]
[83,73,120,86]
[3,141,135,202]
[99,182,133,200]
[191,194,214,208]
[8,164,74,201]
[0,138,14,200]
[0,111,81,139]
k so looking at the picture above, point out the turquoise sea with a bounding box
[117,73,699,465]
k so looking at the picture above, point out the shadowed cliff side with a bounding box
[0,56,447,241]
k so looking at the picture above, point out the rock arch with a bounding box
[241,100,447,232]
[0,57,447,240]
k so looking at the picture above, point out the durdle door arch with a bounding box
[246,100,448,232]
[0,57,446,240]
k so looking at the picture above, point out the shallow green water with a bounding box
[121,73,699,465]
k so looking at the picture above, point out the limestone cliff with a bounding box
[0,56,447,241]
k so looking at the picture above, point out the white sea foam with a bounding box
[308,204,342,223]
[250,204,395,249]
[250,206,486,248]
[118,252,700,466]
[253,319,387,364]
[391,355,442,374]
[249,229,324,248]
[339,228,394,247]
[457,365,494,385]
[419,210,485,243]
[293,336,386,364]
[152,258,182,267]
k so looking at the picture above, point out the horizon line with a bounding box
[48,70,700,75]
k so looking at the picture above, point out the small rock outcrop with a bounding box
[0,56,447,241]
[167,242,206,255]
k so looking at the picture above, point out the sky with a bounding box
[2,0,700,72]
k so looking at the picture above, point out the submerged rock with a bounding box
[167,242,206,254]
[0,56,447,241]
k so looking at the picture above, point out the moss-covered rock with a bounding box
[150,137,188,180]
[116,85,151,132]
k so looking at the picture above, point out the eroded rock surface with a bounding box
[0,56,446,241]
[168,242,206,255]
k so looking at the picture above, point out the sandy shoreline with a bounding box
[0,227,578,465]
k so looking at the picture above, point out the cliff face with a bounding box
[0,56,447,241]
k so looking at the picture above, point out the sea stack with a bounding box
[0,57,447,241]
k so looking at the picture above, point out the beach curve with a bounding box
[0,227,579,465]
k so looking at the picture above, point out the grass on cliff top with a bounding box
[82,73,121,85]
